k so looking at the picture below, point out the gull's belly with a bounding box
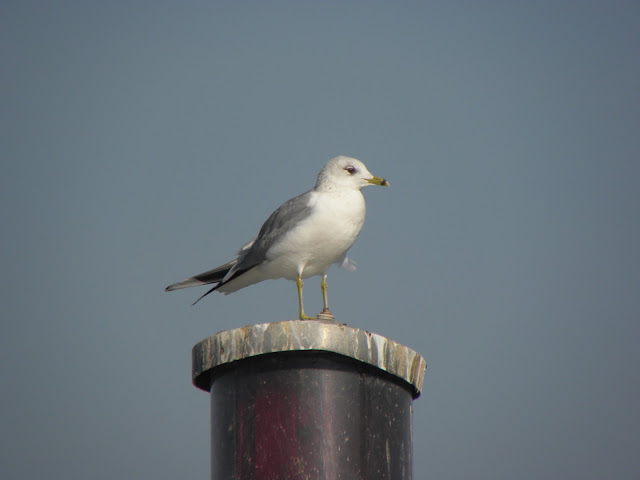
[261,190,366,279]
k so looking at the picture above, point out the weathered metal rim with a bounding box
[192,320,426,397]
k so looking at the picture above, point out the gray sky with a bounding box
[2,1,639,479]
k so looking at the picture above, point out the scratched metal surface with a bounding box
[192,320,427,396]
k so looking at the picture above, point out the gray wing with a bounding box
[164,190,314,305]
[164,260,237,291]
[164,239,254,292]
[227,190,314,279]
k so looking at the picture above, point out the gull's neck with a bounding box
[314,182,357,193]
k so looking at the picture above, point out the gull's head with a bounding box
[315,156,390,191]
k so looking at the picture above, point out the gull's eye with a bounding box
[345,166,356,175]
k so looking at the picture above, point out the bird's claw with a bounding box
[317,309,335,321]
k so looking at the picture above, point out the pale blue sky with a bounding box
[2,2,639,479]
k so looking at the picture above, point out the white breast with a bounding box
[261,189,367,279]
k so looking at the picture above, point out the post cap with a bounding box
[192,320,427,397]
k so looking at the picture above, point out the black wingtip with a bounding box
[191,284,220,306]
[189,266,252,306]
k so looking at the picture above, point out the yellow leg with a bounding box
[318,275,335,320]
[321,275,330,312]
[296,274,316,320]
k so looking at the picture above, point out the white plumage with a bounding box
[165,155,389,320]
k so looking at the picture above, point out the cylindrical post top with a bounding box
[192,320,426,397]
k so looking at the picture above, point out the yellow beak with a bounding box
[366,176,390,187]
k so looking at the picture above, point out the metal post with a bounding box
[192,320,426,480]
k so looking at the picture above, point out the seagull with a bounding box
[165,155,390,320]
